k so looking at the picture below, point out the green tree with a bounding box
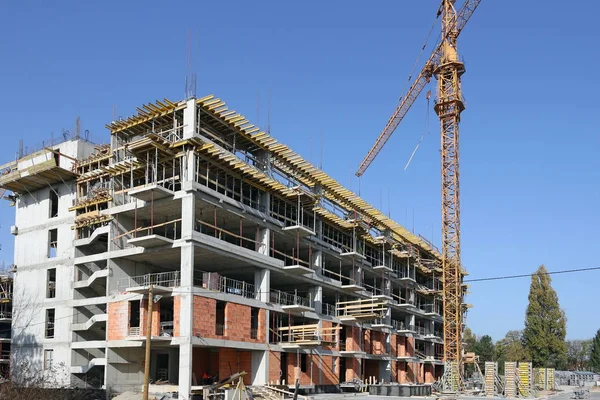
[464,327,477,353]
[589,329,600,373]
[567,339,593,370]
[523,265,567,369]
[475,335,495,362]
[495,330,529,374]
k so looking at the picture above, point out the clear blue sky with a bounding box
[1,0,598,341]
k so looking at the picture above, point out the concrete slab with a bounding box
[128,184,174,202]
[128,234,174,248]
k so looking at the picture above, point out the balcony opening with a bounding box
[300,353,307,373]
[49,189,58,218]
[129,300,140,336]
[215,301,225,336]
[48,229,58,258]
[159,298,174,336]
[45,309,55,339]
[47,268,56,298]
[250,307,259,339]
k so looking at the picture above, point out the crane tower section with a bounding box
[434,0,465,368]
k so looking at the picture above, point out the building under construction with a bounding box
[0,95,458,396]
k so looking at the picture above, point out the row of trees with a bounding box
[465,265,600,373]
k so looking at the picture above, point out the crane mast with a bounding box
[435,0,464,383]
[355,0,483,390]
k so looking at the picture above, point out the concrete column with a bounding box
[406,314,415,331]
[179,193,195,398]
[179,243,195,399]
[355,264,363,286]
[256,227,270,257]
[251,351,269,385]
[185,149,196,184]
[183,99,197,139]
[309,286,322,314]
[254,268,270,303]
[380,360,392,383]
[311,249,322,275]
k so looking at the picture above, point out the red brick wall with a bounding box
[407,362,416,383]
[286,353,336,385]
[193,296,217,338]
[406,336,415,357]
[346,358,360,382]
[219,348,252,385]
[390,360,397,383]
[224,303,250,341]
[319,355,337,385]
[416,362,424,384]
[346,326,361,351]
[107,301,129,340]
[140,299,160,336]
[398,361,408,383]
[363,329,371,354]
[390,334,398,357]
[425,364,435,383]
[372,331,385,355]
[190,296,266,342]
[398,335,406,357]
[173,296,180,337]
[269,351,281,384]
[258,308,267,342]
[321,321,336,351]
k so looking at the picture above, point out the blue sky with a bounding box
[0,0,598,341]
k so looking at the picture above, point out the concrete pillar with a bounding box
[183,99,197,140]
[254,268,270,303]
[309,286,322,314]
[406,314,415,331]
[179,243,194,399]
[380,360,392,383]
[311,249,322,275]
[179,193,195,399]
[256,227,270,257]
[251,351,268,385]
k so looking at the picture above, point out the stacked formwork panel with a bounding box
[533,368,555,391]
[505,362,517,398]
[518,362,532,397]
[1,96,454,396]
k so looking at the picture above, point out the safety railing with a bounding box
[118,271,180,291]
[414,325,431,336]
[322,302,337,317]
[128,327,141,336]
[270,289,312,308]
[391,319,406,331]
[195,271,257,300]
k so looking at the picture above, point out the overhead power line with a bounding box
[464,266,600,283]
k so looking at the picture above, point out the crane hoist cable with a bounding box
[400,18,438,101]
[404,89,432,171]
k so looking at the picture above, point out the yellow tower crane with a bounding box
[356,0,482,390]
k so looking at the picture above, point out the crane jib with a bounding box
[355,0,482,177]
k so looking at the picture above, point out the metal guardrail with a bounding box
[196,271,257,299]
[129,327,141,336]
[270,289,312,308]
[391,319,406,330]
[322,302,337,317]
[118,271,180,291]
